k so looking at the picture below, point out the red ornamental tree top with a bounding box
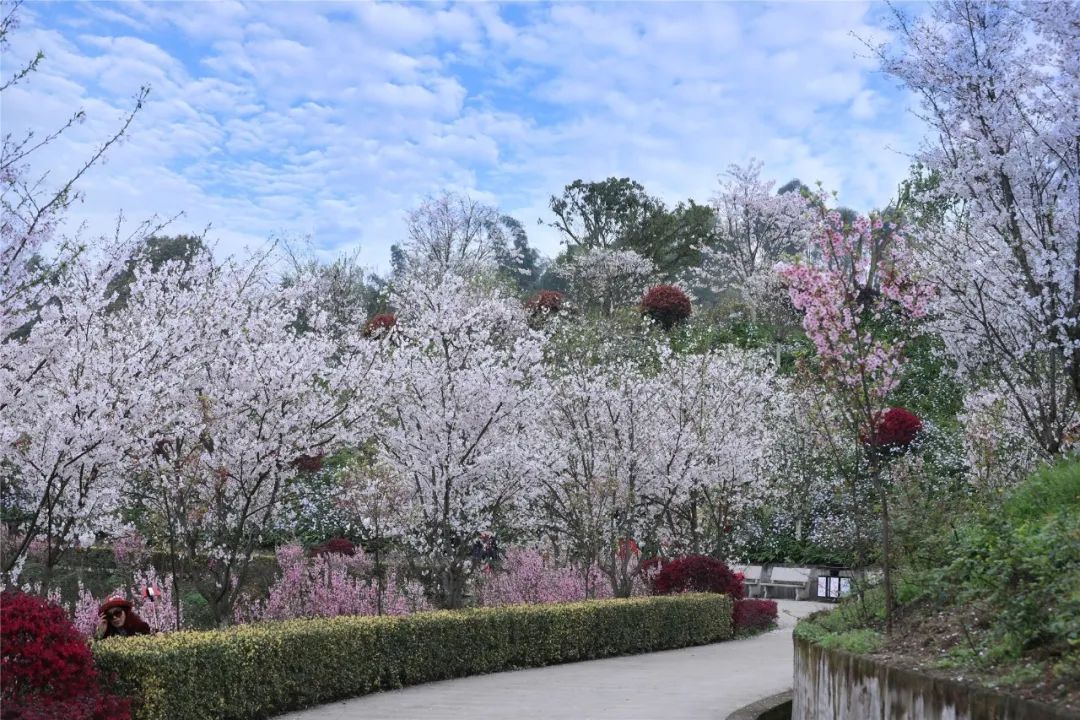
[362,313,397,338]
[641,285,692,329]
[866,407,923,449]
[525,290,564,315]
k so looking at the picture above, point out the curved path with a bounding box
[277,600,829,720]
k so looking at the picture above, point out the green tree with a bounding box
[548,177,711,279]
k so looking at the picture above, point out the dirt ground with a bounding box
[866,602,1079,714]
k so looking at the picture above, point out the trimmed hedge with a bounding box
[94,593,733,720]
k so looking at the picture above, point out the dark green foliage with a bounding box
[547,177,714,279]
[796,459,1079,691]
[945,460,1079,660]
[494,215,543,294]
[94,594,733,720]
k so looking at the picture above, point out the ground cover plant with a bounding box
[795,459,1080,711]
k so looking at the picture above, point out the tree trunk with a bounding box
[881,489,895,634]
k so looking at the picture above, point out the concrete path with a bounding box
[277,600,829,720]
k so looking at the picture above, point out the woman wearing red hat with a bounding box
[95,595,151,639]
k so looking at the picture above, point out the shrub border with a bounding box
[94,593,733,720]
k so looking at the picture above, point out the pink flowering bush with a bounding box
[112,531,150,569]
[73,583,109,637]
[132,566,181,632]
[233,542,428,623]
[474,548,611,607]
[70,566,182,635]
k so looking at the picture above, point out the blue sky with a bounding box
[3,1,926,270]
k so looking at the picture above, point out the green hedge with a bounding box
[94,593,733,720]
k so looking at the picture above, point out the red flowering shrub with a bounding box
[641,285,692,329]
[865,407,923,450]
[362,313,397,338]
[733,598,778,634]
[648,555,745,600]
[526,290,564,315]
[311,537,357,557]
[1,590,131,720]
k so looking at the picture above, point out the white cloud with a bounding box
[2,1,928,272]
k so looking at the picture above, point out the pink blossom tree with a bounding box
[776,210,933,631]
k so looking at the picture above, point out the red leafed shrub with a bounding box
[312,537,356,557]
[865,407,923,450]
[733,598,778,634]
[526,290,564,315]
[1,590,131,720]
[362,313,397,338]
[649,555,745,600]
[641,285,692,329]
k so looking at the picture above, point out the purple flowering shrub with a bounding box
[474,547,612,607]
[233,542,429,623]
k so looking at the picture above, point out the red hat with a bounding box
[99,595,133,614]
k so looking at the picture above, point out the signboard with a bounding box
[817,575,851,599]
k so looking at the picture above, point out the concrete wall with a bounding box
[792,634,1076,720]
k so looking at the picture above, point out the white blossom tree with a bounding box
[651,348,781,558]
[880,0,1080,458]
[403,192,517,280]
[694,160,814,300]
[0,245,132,587]
[537,345,779,596]
[108,250,375,624]
[370,271,547,608]
[0,6,148,333]
[555,247,655,316]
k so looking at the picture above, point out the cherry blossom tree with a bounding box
[0,5,148,333]
[776,210,933,631]
[370,271,547,608]
[403,192,519,280]
[555,247,655,316]
[696,160,814,297]
[107,250,376,625]
[879,0,1080,458]
[651,348,781,558]
[0,246,131,588]
[537,358,660,597]
[537,345,779,596]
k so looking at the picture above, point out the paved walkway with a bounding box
[277,600,829,720]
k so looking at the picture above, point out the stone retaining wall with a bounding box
[792,634,1076,719]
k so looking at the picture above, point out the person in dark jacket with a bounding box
[95,595,151,639]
